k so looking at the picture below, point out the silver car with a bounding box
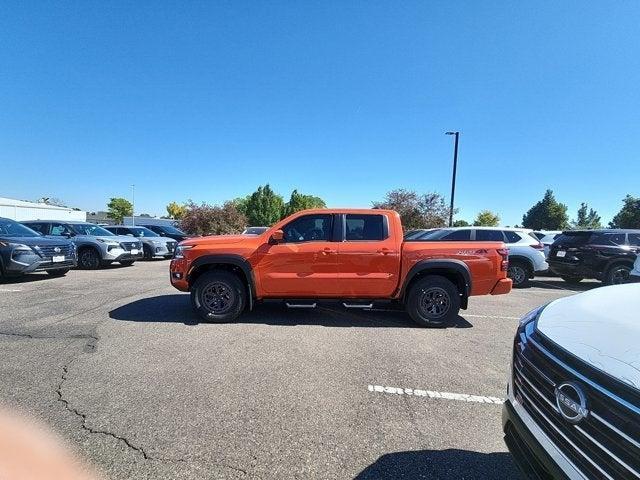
[105,226,177,260]
[23,221,143,269]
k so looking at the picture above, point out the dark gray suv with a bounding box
[0,217,77,279]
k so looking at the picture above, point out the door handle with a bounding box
[377,248,393,255]
[320,248,336,255]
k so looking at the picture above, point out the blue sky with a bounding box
[1,1,639,225]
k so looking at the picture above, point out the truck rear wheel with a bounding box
[191,271,246,323]
[406,276,460,327]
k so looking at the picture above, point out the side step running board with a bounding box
[342,302,374,309]
[285,302,317,309]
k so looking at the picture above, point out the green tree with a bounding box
[609,195,640,228]
[522,190,569,230]
[166,201,187,220]
[453,219,470,227]
[473,210,500,227]
[241,184,285,226]
[106,197,133,224]
[373,189,453,231]
[179,201,247,236]
[571,203,602,229]
[282,190,326,218]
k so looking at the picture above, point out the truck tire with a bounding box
[406,276,461,327]
[604,263,632,285]
[508,260,531,288]
[46,269,70,277]
[191,271,246,323]
[78,248,101,270]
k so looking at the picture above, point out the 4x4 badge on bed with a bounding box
[555,382,589,423]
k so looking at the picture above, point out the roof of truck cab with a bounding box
[292,208,398,215]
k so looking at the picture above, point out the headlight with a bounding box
[10,244,37,259]
[151,240,162,245]
[174,244,194,259]
[96,238,119,246]
[515,304,547,341]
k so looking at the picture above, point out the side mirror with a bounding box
[269,229,284,244]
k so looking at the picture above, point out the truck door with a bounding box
[336,213,400,297]
[256,213,340,296]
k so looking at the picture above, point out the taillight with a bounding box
[497,248,509,271]
[531,243,544,250]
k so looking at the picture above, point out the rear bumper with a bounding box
[548,262,595,279]
[491,278,512,295]
[502,399,572,480]
[628,274,640,283]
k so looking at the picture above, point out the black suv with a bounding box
[0,217,77,279]
[139,224,190,242]
[548,229,640,285]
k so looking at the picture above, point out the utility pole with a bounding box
[445,131,460,227]
[131,184,136,226]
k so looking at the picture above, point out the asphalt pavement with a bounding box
[0,262,599,479]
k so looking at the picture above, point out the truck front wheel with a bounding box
[191,271,246,323]
[406,276,461,327]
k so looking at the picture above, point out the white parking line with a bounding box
[464,314,520,320]
[368,384,504,405]
[0,289,22,293]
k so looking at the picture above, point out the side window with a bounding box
[628,234,640,246]
[591,233,626,246]
[50,223,72,236]
[282,214,333,243]
[442,229,471,241]
[475,230,505,241]
[503,231,522,243]
[345,214,386,241]
[27,223,48,234]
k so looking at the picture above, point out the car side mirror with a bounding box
[269,229,284,244]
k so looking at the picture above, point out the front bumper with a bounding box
[103,247,143,262]
[503,397,583,479]
[169,258,189,291]
[148,244,174,258]
[4,256,77,275]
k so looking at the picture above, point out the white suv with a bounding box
[503,283,640,479]
[411,227,548,288]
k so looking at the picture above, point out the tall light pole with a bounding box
[445,131,459,227]
[131,184,136,226]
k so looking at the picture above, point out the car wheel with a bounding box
[119,260,135,267]
[605,263,631,285]
[191,271,246,323]
[560,276,583,284]
[78,248,101,270]
[143,245,153,260]
[46,269,70,277]
[406,276,460,327]
[508,261,531,288]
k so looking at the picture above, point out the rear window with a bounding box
[475,230,504,241]
[554,232,591,246]
[345,214,385,241]
[504,231,522,243]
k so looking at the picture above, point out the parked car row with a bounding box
[0,217,190,281]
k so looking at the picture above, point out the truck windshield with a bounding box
[0,219,41,237]
[72,224,115,236]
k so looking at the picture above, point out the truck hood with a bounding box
[536,283,640,390]
[181,234,249,246]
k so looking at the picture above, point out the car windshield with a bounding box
[0,219,41,237]
[127,227,159,237]
[72,224,115,236]
[157,225,185,235]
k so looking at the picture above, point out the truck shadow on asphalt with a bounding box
[354,448,521,480]
[108,295,473,329]
[529,277,600,292]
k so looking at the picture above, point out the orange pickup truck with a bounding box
[170,209,512,326]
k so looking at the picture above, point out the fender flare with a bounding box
[400,259,472,303]
[603,257,634,274]
[188,254,257,308]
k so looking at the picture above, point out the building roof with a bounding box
[0,197,77,211]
